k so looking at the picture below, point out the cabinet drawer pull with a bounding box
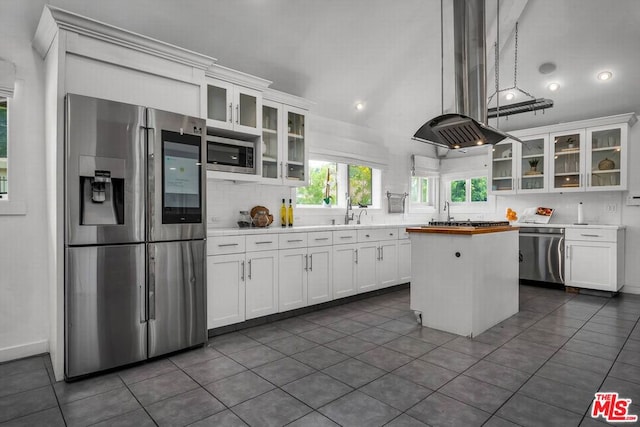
[340,236,353,239]
[287,239,304,243]
[314,237,329,241]
[580,234,601,238]
[217,243,239,247]
[255,241,273,245]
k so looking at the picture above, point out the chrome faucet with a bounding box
[344,194,354,224]
[357,209,367,224]
[444,201,453,222]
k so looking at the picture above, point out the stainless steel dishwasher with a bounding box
[519,227,565,284]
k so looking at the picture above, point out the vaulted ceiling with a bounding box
[7,0,640,137]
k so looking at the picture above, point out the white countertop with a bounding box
[515,222,624,230]
[207,223,422,237]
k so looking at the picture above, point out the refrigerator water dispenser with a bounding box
[79,155,125,225]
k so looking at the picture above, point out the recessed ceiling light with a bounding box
[476,140,484,146]
[505,92,515,101]
[355,102,365,111]
[548,82,560,91]
[597,71,613,81]
[453,144,461,149]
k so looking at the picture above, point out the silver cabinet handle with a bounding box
[284,163,288,179]
[241,260,245,281]
[381,246,384,261]
[315,237,329,241]
[248,259,252,279]
[355,249,358,264]
[280,162,284,179]
[389,233,394,236]
[558,237,564,283]
[255,241,273,245]
[235,104,239,124]
[309,254,313,271]
[340,236,353,239]
[228,102,233,122]
[365,234,370,238]
[288,239,304,243]
[218,243,239,247]
[304,254,308,272]
[580,234,601,238]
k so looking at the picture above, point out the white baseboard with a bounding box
[0,340,49,363]
[622,285,640,295]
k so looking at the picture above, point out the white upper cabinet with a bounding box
[261,90,311,186]
[585,124,628,191]
[492,114,635,195]
[549,129,586,192]
[206,78,263,136]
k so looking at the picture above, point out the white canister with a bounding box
[577,202,584,224]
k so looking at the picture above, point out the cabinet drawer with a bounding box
[566,228,617,242]
[308,231,333,247]
[334,230,357,244]
[279,233,308,249]
[357,229,379,243]
[378,228,399,241]
[246,234,279,252]
[208,235,245,255]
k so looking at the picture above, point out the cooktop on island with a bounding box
[426,220,511,227]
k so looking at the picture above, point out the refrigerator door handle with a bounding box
[139,283,146,323]
[148,248,156,320]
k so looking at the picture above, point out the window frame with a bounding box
[0,97,8,200]
[408,174,438,214]
[296,158,382,209]
[441,170,495,215]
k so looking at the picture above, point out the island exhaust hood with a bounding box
[413,0,519,149]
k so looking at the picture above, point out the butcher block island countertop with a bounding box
[406,224,519,337]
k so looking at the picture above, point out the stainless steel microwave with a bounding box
[206,135,256,174]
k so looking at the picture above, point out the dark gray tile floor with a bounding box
[2,284,640,426]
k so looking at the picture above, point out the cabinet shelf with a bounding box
[287,160,304,166]
[492,157,512,162]
[262,156,278,163]
[521,154,544,159]
[554,149,580,156]
[262,128,277,135]
[288,133,304,139]
[522,174,544,179]
[555,172,580,177]
[492,177,512,180]
[591,169,620,174]
[592,146,621,152]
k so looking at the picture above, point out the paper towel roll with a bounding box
[577,202,584,224]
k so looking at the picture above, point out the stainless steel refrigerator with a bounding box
[64,94,206,379]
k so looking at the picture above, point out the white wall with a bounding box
[0,30,51,361]
[440,117,640,293]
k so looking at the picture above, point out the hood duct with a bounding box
[413,0,519,149]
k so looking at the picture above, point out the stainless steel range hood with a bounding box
[413,0,519,149]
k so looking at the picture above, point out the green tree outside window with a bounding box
[450,179,466,202]
[296,161,337,205]
[348,164,372,206]
[471,177,487,202]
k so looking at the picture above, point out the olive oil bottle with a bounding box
[287,198,294,227]
[280,199,287,227]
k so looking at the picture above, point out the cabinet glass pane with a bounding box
[491,142,513,191]
[520,138,545,190]
[590,128,621,187]
[262,105,279,179]
[286,112,305,181]
[553,133,581,190]
[239,93,257,128]
[207,85,228,122]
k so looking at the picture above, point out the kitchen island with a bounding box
[406,223,519,337]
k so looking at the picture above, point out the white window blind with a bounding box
[0,59,16,98]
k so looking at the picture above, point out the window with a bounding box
[449,176,487,204]
[296,160,380,208]
[409,175,438,213]
[0,98,7,199]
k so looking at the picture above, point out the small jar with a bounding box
[237,211,251,228]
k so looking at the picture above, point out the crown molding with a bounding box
[205,64,271,91]
[510,113,637,138]
[263,88,314,110]
[33,6,215,70]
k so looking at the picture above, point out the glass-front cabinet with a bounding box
[261,103,280,180]
[260,99,308,186]
[285,107,306,183]
[586,124,627,191]
[489,140,517,194]
[550,130,585,192]
[206,79,262,136]
[517,135,548,193]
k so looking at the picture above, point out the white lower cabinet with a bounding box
[208,226,408,329]
[398,237,412,284]
[245,250,279,319]
[333,243,358,299]
[565,228,624,292]
[307,246,333,304]
[207,253,245,329]
[278,248,308,312]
